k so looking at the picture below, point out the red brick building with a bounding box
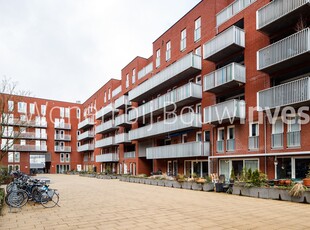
[1,0,310,180]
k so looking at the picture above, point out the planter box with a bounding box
[278,189,291,201]
[182,182,193,190]
[203,183,215,192]
[240,186,251,196]
[171,181,182,189]
[145,179,152,185]
[304,191,310,204]
[232,185,242,195]
[268,188,281,200]
[192,183,203,191]
[257,187,269,199]
[157,180,165,186]
[164,180,174,188]
[150,179,158,186]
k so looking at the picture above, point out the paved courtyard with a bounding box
[1,174,310,230]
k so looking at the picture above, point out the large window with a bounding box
[287,116,301,147]
[184,160,208,178]
[180,29,186,51]
[217,128,225,152]
[8,100,14,112]
[156,49,161,68]
[18,102,27,113]
[194,17,201,42]
[272,118,283,148]
[249,122,259,150]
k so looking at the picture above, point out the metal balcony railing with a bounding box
[95,120,117,134]
[78,117,95,130]
[129,113,202,141]
[287,131,301,147]
[203,26,245,62]
[96,103,118,120]
[272,133,283,149]
[257,28,310,72]
[146,142,210,160]
[2,132,47,140]
[138,62,153,80]
[77,131,95,141]
[54,146,72,152]
[204,63,246,93]
[1,118,48,128]
[258,77,310,110]
[115,95,131,109]
[249,136,259,150]
[226,139,235,151]
[96,153,119,163]
[115,133,131,144]
[217,140,224,153]
[204,99,246,124]
[2,144,48,152]
[128,82,202,121]
[217,0,257,27]
[112,85,122,98]
[115,114,130,126]
[95,137,115,148]
[54,123,71,130]
[129,53,201,102]
[257,0,310,32]
[54,134,71,141]
[124,151,136,159]
[77,144,95,152]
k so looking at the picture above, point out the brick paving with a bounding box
[1,174,309,230]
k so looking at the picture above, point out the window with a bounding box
[217,128,225,152]
[196,75,202,85]
[108,88,111,100]
[194,17,201,42]
[195,46,201,56]
[126,74,129,88]
[41,104,46,116]
[30,103,35,114]
[196,103,201,114]
[8,152,14,163]
[65,108,70,118]
[204,131,210,142]
[60,153,65,163]
[76,108,80,119]
[272,118,284,148]
[287,116,301,147]
[104,91,107,103]
[249,122,259,150]
[60,107,64,118]
[18,102,27,113]
[20,140,26,146]
[65,153,70,162]
[8,101,14,112]
[14,152,20,163]
[180,29,186,51]
[132,69,136,84]
[196,132,202,142]
[156,49,160,68]
[227,126,235,151]
[182,134,187,143]
[166,41,171,61]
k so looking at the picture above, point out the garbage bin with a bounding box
[215,183,223,192]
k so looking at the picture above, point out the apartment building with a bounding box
[1,0,309,180]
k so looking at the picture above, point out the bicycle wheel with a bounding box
[40,189,59,208]
[31,187,42,202]
[6,182,13,193]
[5,190,28,208]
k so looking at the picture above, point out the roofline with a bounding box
[121,56,149,71]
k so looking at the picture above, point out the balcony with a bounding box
[258,77,310,111]
[112,85,122,98]
[257,0,310,35]
[54,146,71,153]
[203,26,245,63]
[146,142,210,160]
[138,62,153,80]
[96,103,118,120]
[204,99,246,124]
[96,153,119,163]
[249,136,259,150]
[78,117,95,130]
[95,120,117,134]
[124,151,136,159]
[115,114,130,127]
[204,63,246,93]
[77,131,95,141]
[115,133,131,144]
[2,132,47,140]
[54,123,71,130]
[272,133,283,149]
[3,118,48,128]
[287,131,301,148]
[95,137,116,148]
[128,82,202,121]
[54,134,71,141]
[115,95,131,110]
[129,113,201,141]
[128,53,201,102]
[257,28,310,73]
[2,144,48,152]
[77,144,95,152]
[216,0,257,27]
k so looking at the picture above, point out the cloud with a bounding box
[0,0,201,103]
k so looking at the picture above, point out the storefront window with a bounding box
[295,158,310,179]
[277,158,291,179]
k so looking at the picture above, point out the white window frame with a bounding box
[194,17,201,42]
[18,102,27,113]
[249,122,259,137]
[196,75,202,85]
[166,41,171,61]
[8,100,14,112]
[126,74,129,88]
[30,103,35,114]
[217,127,225,141]
[180,29,187,51]
[195,46,201,56]
[156,49,161,68]
[196,131,202,142]
[132,69,136,84]
[227,125,235,140]
[41,104,46,116]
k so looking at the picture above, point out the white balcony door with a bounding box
[41,129,46,139]
[35,140,40,150]
[35,128,40,138]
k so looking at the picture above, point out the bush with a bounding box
[0,167,12,185]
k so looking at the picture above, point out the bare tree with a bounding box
[0,77,30,164]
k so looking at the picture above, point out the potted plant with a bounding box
[303,169,310,187]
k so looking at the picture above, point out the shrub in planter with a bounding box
[289,183,307,203]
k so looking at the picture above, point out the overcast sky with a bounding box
[0,0,201,103]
